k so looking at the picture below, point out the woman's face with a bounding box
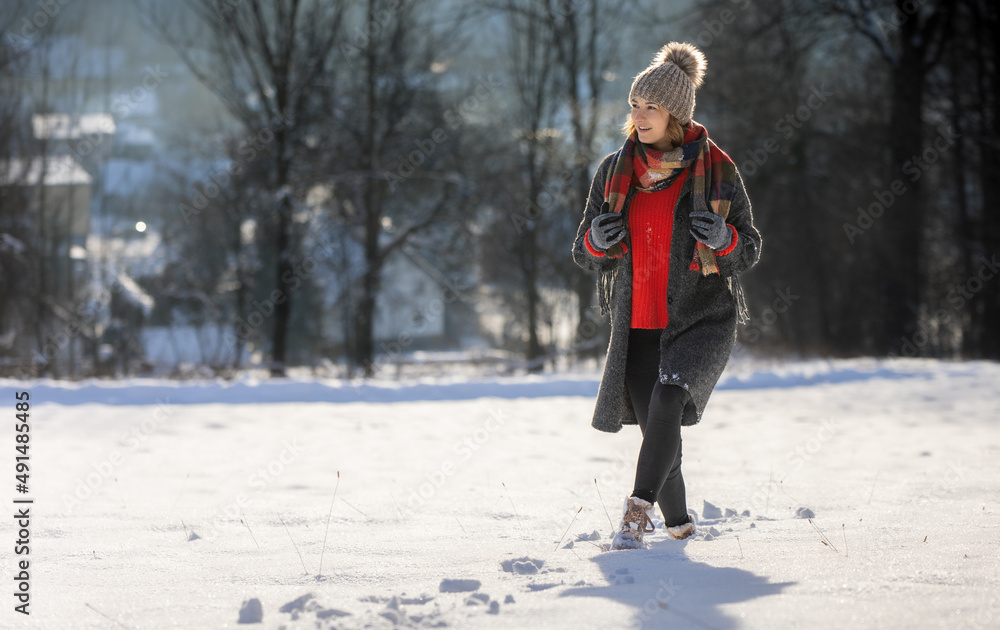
[631,97,671,148]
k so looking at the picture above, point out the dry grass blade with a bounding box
[280,514,309,574]
[318,470,341,577]
[502,482,523,530]
[85,602,132,628]
[554,507,583,552]
[241,512,259,549]
[594,478,615,531]
[808,518,838,553]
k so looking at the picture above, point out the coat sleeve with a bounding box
[572,153,623,273]
[713,168,761,277]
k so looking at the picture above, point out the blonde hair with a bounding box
[622,115,687,150]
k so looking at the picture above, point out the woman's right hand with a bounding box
[589,211,627,252]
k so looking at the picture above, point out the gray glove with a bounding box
[589,209,626,252]
[689,210,731,250]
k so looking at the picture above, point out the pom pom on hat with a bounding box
[652,41,707,89]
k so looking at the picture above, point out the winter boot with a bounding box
[611,496,655,550]
[665,513,696,540]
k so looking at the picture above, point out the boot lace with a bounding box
[624,501,655,534]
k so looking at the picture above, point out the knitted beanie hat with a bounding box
[629,42,707,125]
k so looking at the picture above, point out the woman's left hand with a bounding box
[689,210,731,250]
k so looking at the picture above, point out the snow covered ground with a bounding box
[3,357,999,629]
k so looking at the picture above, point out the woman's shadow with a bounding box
[560,536,792,630]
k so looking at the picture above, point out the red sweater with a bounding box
[627,169,687,328]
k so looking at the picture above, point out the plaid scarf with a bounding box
[597,123,749,322]
[601,123,736,272]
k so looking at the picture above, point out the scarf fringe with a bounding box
[730,273,750,325]
[598,267,618,317]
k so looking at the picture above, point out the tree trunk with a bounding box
[949,17,976,358]
[522,215,543,366]
[354,0,381,378]
[521,130,544,369]
[269,75,294,375]
[355,180,381,377]
[975,0,1000,357]
[883,0,926,354]
[270,198,292,376]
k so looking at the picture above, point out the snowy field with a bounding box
[3,357,999,629]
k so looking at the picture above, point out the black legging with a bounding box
[624,328,690,528]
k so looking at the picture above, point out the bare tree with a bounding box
[942,0,1000,357]
[0,3,34,375]
[143,0,348,376]
[0,2,96,378]
[545,0,627,361]
[809,0,955,351]
[333,0,473,376]
[472,0,562,368]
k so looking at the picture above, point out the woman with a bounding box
[572,42,761,549]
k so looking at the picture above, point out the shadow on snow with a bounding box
[560,538,792,630]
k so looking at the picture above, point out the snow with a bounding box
[31,113,116,140]
[114,271,155,316]
[702,501,724,520]
[6,357,1000,629]
[0,155,92,186]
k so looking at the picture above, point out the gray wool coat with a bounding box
[572,151,762,432]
